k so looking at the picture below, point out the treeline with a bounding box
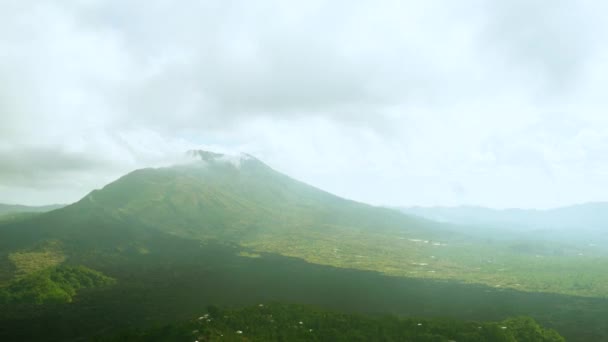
[0,265,115,304]
[105,303,565,341]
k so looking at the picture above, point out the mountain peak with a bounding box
[187,149,224,161]
[185,149,256,168]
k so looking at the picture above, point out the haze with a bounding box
[2,0,608,209]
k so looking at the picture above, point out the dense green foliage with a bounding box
[7,240,66,277]
[0,239,604,341]
[107,303,564,342]
[0,265,115,304]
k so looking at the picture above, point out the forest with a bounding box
[106,303,564,341]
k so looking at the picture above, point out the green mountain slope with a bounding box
[1,151,608,298]
[0,150,457,300]
[75,151,445,242]
[0,151,451,272]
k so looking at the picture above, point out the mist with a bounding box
[2,0,608,208]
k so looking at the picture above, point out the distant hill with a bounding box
[0,204,65,225]
[0,203,64,216]
[397,204,608,244]
[398,203,608,229]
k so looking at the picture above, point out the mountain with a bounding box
[79,151,448,241]
[0,203,65,226]
[0,203,64,215]
[0,150,606,341]
[0,150,455,300]
[0,150,450,268]
[1,151,607,296]
[398,204,608,245]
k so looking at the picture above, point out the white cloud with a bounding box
[1,0,607,208]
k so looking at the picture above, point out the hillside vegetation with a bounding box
[107,303,564,342]
[0,265,115,304]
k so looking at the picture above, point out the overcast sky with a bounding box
[2,0,608,209]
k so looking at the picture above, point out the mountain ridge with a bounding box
[397,203,608,230]
[0,203,65,216]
